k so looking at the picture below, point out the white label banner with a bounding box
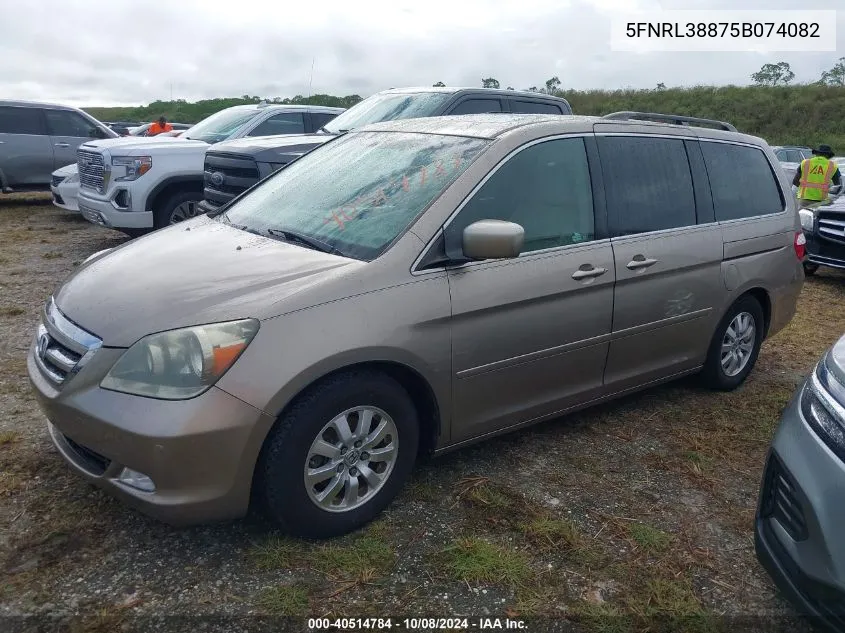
[611,10,838,52]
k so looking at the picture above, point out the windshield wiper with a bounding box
[266,228,344,256]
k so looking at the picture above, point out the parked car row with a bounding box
[44,87,573,232]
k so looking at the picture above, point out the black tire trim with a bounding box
[701,295,765,391]
[256,369,419,539]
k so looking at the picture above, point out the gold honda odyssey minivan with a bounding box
[29,112,804,538]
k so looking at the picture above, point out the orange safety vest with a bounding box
[798,156,837,201]
[147,121,173,136]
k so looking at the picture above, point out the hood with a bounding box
[79,136,208,155]
[52,163,78,177]
[209,133,333,163]
[54,217,359,347]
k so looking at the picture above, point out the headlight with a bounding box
[799,209,814,231]
[112,156,152,182]
[101,319,259,399]
[65,172,79,184]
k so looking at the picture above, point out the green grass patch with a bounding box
[257,584,309,616]
[249,536,304,570]
[519,517,581,550]
[627,523,672,554]
[440,538,533,587]
[314,535,394,580]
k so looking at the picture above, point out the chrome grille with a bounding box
[33,298,101,386]
[817,212,845,244]
[203,152,261,210]
[77,149,106,193]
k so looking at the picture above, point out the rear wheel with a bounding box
[152,189,204,229]
[701,295,764,391]
[803,262,819,276]
[256,370,419,539]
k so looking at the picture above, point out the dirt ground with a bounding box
[0,195,840,632]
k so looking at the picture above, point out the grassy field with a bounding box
[0,195,839,632]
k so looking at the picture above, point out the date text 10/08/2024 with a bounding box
[308,617,528,630]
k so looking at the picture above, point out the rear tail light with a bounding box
[794,231,806,260]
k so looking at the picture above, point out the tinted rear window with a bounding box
[700,141,784,221]
[511,100,563,114]
[0,106,44,135]
[449,99,504,115]
[598,136,697,236]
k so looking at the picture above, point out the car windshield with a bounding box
[321,92,452,134]
[182,108,259,143]
[221,131,488,261]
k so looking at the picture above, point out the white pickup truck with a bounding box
[73,103,343,235]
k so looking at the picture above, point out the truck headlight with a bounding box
[101,319,259,400]
[112,156,152,182]
[799,209,814,231]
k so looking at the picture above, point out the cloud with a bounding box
[0,0,840,106]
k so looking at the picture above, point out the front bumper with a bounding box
[755,383,845,631]
[77,188,152,230]
[51,181,79,212]
[27,334,274,525]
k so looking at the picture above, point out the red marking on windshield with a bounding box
[435,160,447,178]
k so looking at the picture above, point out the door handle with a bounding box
[54,143,70,148]
[572,266,607,280]
[626,256,658,270]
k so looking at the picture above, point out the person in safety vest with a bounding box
[794,144,841,207]
[147,116,173,136]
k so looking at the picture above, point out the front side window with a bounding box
[701,141,784,221]
[598,136,696,236]
[222,131,488,261]
[0,106,44,135]
[448,137,595,254]
[322,92,452,134]
[44,109,95,137]
[182,108,260,143]
[785,149,803,163]
[247,113,305,137]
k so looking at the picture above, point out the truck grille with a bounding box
[817,211,845,244]
[760,453,808,542]
[77,149,106,193]
[203,152,261,210]
[33,297,102,386]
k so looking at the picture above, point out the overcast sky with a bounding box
[0,0,840,107]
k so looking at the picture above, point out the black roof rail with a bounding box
[601,111,737,132]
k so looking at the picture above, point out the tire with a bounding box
[152,189,204,229]
[803,262,819,276]
[256,370,419,539]
[701,295,765,391]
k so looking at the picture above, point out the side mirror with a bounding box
[462,219,524,260]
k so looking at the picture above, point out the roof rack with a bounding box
[601,111,737,132]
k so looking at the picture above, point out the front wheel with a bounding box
[256,370,419,539]
[701,296,765,391]
[153,190,204,229]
